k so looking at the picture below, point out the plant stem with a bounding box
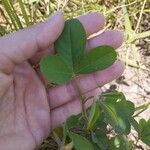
[133,108,147,118]
[133,102,150,117]
[73,77,88,123]
[135,0,147,32]
[135,102,150,111]
[130,31,150,42]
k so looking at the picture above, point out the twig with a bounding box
[135,0,147,32]
[127,63,150,72]
[106,0,138,15]
[135,102,150,111]
[133,107,148,117]
[130,31,150,42]
[133,102,150,117]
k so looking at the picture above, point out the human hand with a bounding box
[0,11,124,149]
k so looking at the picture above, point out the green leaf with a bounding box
[101,91,135,134]
[40,55,72,84]
[130,117,139,132]
[63,115,80,142]
[54,19,86,70]
[70,132,94,150]
[108,135,132,150]
[102,91,125,101]
[92,130,108,150]
[138,119,150,146]
[75,46,117,74]
[87,100,100,130]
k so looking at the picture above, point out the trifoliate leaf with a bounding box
[40,19,117,85]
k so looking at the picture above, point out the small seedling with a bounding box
[40,19,150,150]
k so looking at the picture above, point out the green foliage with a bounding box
[75,46,117,74]
[108,135,132,150]
[92,130,109,150]
[54,19,86,69]
[70,132,94,150]
[101,91,135,134]
[138,119,150,146]
[63,115,80,142]
[40,55,72,84]
[0,1,149,149]
[39,17,149,149]
[40,19,117,84]
[87,100,100,130]
[61,91,150,149]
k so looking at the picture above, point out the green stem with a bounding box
[135,102,150,111]
[133,102,150,117]
[133,108,147,118]
[73,76,88,123]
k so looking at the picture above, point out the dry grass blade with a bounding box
[18,0,30,26]
[1,0,23,30]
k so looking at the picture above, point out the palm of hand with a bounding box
[0,62,50,149]
[0,12,124,149]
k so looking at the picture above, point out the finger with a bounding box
[48,60,125,109]
[0,11,64,74]
[77,12,105,37]
[29,46,55,65]
[30,12,105,65]
[87,30,124,51]
[30,29,123,65]
[51,88,101,129]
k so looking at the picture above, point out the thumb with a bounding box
[0,10,64,74]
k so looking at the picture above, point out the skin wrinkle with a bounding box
[0,90,23,142]
[50,80,79,110]
[12,63,45,148]
[0,53,15,74]
[14,70,36,147]
[92,73,101,89]
[35,24,49,52]
[0,73,13,98]
[67,80,79,102]
[24,63,51,144]
[13,75,17,134]
[51,99,82,128]
[24,88,37,148]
